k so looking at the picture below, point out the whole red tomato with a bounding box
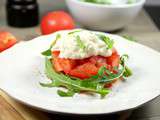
[40,11,75,35]
[0,32,17,52]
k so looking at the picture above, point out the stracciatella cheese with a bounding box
[51,29,112,59]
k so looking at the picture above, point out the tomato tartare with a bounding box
[41,29,132,97]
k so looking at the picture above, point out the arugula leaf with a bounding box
[68,30,82,35]
[122,35,137,42]
[98,66,107,77]
[80,0,136,4]
[90,54,132,83]
[97,34,114,49]
[40,58,110,97]
[123,66,132,77]
[41,49,52,56]
[41,54,132,97]
[120,54,129,65]
[40,82,56,87]
[41,34,61,56]
[76,36,86,51]
[127,0,136,4]
[57,90,75,97]
[91,65,125,84]
[120,54,133,77]
[80,0,112,4]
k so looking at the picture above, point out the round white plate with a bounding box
[0,32,160,115]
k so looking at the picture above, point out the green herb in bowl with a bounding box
[79,0,137,5]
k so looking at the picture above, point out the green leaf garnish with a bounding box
[120,54,132,77]
[123,66,132,77]
[40,58,110,98]
[89,54,132,83]
[68,30,82,35]
[76,35,86,51]
[80,0,136,4]
[122,35,137,42]
[98,66,107,77]
[40,82,56,87]
[40,53,132,97]
[57,90,75,97]
[41,49,52,56]
[127,0,136,4]
[80,0,112,5]
[41,34,61,56]
[97,34,114,49]
[90,65,125,84]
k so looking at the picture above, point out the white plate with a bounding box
[0,32,160,115]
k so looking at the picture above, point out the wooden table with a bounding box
[0,1,160,120]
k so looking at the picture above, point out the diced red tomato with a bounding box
[76,58,89,65]
[58,58,76,74]
[105,83,113,88]
[52,51,76,73]
[69,63,98,79]
[52,57,63,72]
[107,54,120,67]
[52,51,63,72]
[89,56,107,68]
[106,48,120,67]
[52,51,60,57]
[52,49,120,79]
[53,58,76,73]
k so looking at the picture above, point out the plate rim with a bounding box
[1,88,160,115]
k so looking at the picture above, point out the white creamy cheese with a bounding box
[51,29,113,59]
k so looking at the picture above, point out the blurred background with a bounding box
[146,0,160,5]
[0,0,160,120]
[0,0,159,38]
[0,0,160,19]
[0,0,160,16]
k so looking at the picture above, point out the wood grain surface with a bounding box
[0,90,50,120]
[0,1,160,119]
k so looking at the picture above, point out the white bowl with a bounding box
[65,0,146,31]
